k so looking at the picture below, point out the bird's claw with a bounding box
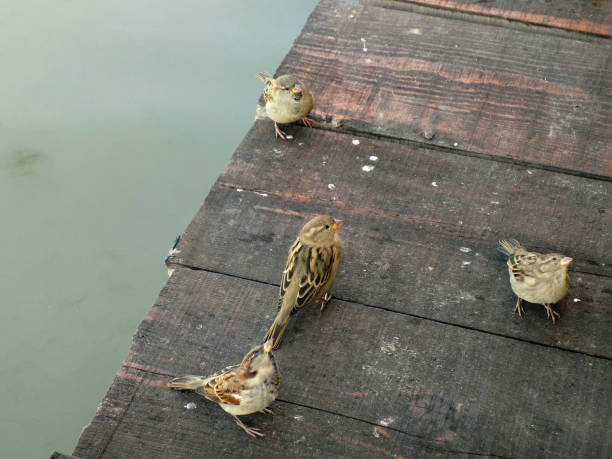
[233,416,264,438]
[544,304,560,323]
[514,298,525,318]
[321,293,332,313]
[274,122,288,140]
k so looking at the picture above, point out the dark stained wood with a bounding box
[167,121,612,358]
[382,0,612,37]
[77,372,456,459]
[74,268,612,458]
[276,0,612,179]
[66,0,612,457]
[74,269,473,459]
[219,121,612,276]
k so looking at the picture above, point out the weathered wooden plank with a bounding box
[218,122,612,276]
[78,370,460,459]
[377,0,612,37]
[76,268,612,458]
[276,0,612,178]
[167,122,612,357]
[74,270,472,458]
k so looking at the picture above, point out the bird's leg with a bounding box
[259,408,274,415]
[274,122,288,140]
[232,415,264,438]
[321,293,332,313]
[302,117,313,128]
[514,298,525,317]
[543,304,560,323]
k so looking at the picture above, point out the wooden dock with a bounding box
[55,1,611,457]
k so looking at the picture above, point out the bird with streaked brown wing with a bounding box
[498,239,572,322]
[264,216,344,348]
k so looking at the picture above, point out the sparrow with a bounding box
[498,239,572,322]
[256,72,313,140]
[168,340,281,438]
[264,216,344,348]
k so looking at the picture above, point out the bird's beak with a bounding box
[332,220,345,231]
[560,257,573,266]
[290,85,302,94]
[263,340,274,353]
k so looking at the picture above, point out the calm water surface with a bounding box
[0,1,318,456]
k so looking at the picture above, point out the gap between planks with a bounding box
[213,181,611,278]
[165,261,612,362]
[112,361,509,457]
[300,122,612,183]
[274,399,510,458]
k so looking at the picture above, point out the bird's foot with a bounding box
[302,117,313,128]
[260,408,274,415]
[321,293,332,313]
[544,304,559,323]
[514,298,525,318]
[274,122,288,140]
[233,416,264,438]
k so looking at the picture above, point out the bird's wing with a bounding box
[508,255,526,282]
[280,239,301,300]
[198,365,242,406]
[256,72,276,103]
[294,245,335,311]
[507,252,539,285]
[262,84,275,104]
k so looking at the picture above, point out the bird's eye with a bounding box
[282,87,289,91]
[551,257,557,261]
[324,224,330,230]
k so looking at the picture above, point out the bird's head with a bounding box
[299,215,344,246]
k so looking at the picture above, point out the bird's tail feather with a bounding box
[498,239,523,256]
[256,71,273,83]
[263,311,290,349]
[168,375,210,390]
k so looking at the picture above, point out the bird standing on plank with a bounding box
[264,216,344,348]
[168,340,281,438]
[256,72,313,139]
[498,239,572,322]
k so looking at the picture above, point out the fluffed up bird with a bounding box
[264,216,344,348]
[498,239,572,322]
[256,72,313,140]
[168,340,281,438]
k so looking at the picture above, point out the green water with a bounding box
[0,1,318,456]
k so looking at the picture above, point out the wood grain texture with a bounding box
[68,1,612,457]
[75,268,612,458]
[384,0,612,37]
[167,121,612,358]
[75,269,474,458]
[219,122,612,276]
[275,0,612,179]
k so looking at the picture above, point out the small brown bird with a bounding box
[498,239,572,322]
[168,340,281,438]
[264,216,344,348]
[256,72,313,140]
